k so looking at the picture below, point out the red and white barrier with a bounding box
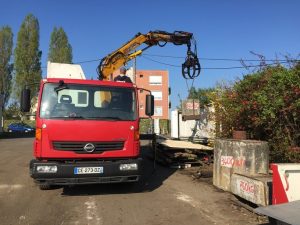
[272,163,300,204]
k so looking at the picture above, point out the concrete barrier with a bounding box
[272,163,300,204]
[213,139,269,191]
[231,173,272,206]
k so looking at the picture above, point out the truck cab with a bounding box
[22,76,154,189]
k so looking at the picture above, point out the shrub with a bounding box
[211,65,300,162]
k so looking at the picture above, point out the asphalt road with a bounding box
[0,137,262,225]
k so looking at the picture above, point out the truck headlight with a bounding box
[36,165,57,173]
[119,163,138,171]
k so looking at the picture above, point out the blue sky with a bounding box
[0,0,299,108]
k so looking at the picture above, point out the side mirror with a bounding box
[145,94,154,116]
[21,88,31,112]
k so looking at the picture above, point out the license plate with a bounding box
[74,167,103,174]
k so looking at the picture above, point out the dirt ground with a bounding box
[0,137,270,225]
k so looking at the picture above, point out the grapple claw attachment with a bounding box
[182,52,201,79]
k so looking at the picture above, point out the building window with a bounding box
[139,74,143,78]
[154,106,163,116]
[149,76,162,85]
[152,91,162,100]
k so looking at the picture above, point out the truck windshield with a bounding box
[39,83,137,121]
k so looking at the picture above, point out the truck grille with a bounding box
[52,141,124,154]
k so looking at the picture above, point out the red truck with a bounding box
[21,30,200,190]
[22,78,154,189]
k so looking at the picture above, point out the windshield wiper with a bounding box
[49,115,86,120]
[86,116,123,121]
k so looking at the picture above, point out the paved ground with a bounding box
[0,137,267,225]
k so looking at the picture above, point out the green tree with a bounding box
[14,14,42,99]
[0,26,13,107]
[3,101,21,119]
[48,27,72,63]
[188,87,214,106]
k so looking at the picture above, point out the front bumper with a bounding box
[30,158,142,185]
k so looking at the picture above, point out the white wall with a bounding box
[154,118,160,134]
[171,107,215,139]
[171,110,179,138]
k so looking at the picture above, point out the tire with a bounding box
[39,183,52,190]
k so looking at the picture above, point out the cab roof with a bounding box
[43,78,135,88]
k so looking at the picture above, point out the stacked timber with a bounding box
[154,138,213,168]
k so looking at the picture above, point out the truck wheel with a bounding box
[39,183,52,190]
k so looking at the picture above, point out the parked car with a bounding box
[7,123,35,133]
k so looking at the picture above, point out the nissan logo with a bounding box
[83,143,95,153]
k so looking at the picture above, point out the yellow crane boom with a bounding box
[97,30,201,80]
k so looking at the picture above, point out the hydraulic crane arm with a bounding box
[97,30,201,80]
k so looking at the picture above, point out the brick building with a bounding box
[113,68,169,119]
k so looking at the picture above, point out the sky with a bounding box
[0,0,299,108]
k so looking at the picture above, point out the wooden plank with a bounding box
[157,139,213,151]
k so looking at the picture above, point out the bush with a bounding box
[139,118,151,134]
[211,65,300,162]
[3,102,21,120]
[139,118,170,134]
[159,119,169,135]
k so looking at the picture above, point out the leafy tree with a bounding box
[0,26,13,107]
[48,27,72,63]
[188,87,214,106]
[14,14,42,99]
[3,101,21,119]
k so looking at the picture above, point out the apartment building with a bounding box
[113,68,169,119]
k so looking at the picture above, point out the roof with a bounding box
[44,78,136,88]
